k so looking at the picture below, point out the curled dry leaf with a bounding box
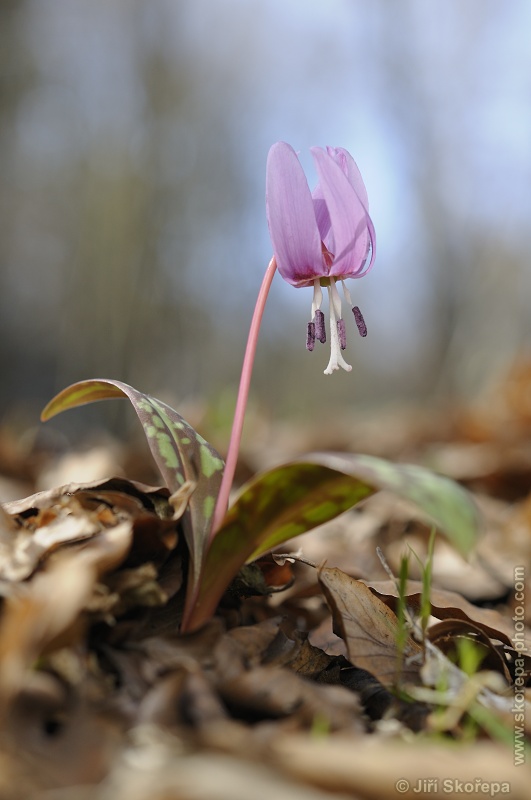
[218,664,362,731]
[427,618,513,682]
[364,578,517,645]
[168,479,197,521]
[0,505,102,584]
[0,555,97,700]
[1,478,173,583]
[364,578,531,684]
[3,476,168,516]
[0,519,136,700]
[0,475,187,795]
[318,566,423,686]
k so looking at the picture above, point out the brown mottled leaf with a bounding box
[307,452,479,557]
[41,379,224,606]
[183,460,374,630]
[184,451,479,631]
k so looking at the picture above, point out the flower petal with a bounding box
[311,147,375,278]
[312,187,331,242]
[266,142,324,287]
[327,147,369,209]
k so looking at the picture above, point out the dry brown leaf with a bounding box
[0,518,135,714]
[271,734,529,799]
[218,664,362,731]
[0,504,19,533]
[138,668,228,729]
[426,618,512,681]
[364,578,518,646]
[0,556,97,699]
[0,478,170,583]
[0,671,121,796]
[68,733,353,800]
[224,617,287,666]
[0,508,101,583]
[104,563,167,616]
[282,637,335,679]
[308,614,348,657]
[2,477,167,516]
[81,522,135,577]
[318,566,422,686]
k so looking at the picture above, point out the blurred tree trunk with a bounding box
[0,0,37,409]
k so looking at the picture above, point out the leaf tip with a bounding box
[40,400,57,422]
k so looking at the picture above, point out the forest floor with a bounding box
[0,363,530,799]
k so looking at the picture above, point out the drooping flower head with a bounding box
[266,142,375,374]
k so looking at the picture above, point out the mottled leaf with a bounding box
[183,461,375,630]
[41,379,224,596]
[310,453,479,557]
[184,452,479,631]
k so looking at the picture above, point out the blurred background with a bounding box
[1,0,531,461]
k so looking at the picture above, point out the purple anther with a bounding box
[353,306,367,337]
[337,318,347,350]
[314,309,326,343]
[306,321,316,351]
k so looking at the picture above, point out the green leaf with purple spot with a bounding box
[184,452,479,631]
[41,379,224,594]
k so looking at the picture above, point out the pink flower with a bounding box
[266,142,375,374]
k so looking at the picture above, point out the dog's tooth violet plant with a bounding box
[266,142,375,374]
[211,143,375,532]
[41,142,478,634]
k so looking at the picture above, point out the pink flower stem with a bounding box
[210,256,277,541]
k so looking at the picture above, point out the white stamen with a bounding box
[324,284,352,375]
[311,279,323,318]
[329,277,343,319]
[341,279,353,307]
